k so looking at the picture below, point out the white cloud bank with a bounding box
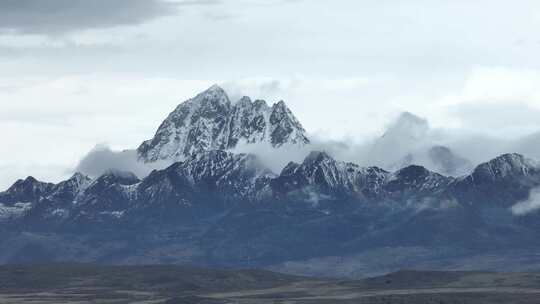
[511,188,540,216]
[75,144,172,179]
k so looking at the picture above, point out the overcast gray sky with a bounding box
[1,0,540,189]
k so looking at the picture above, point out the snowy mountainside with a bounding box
[1,151,540,271]
[137,85,309,162]
[2,151,539,223]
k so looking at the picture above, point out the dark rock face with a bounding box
[452,153,540,207]
[0,177,54,205]
[137,85,309,162]
[269,101,308,146]
[469,153,538,183]
[385,165,451,195]
[270,151,389,200]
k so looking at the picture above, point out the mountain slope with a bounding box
[2,151,540,225]
[1,152,540,273]
[3,152,540,221]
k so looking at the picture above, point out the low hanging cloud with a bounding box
[232,108,540,178]
[0,0,181,34]
[511,188,540,216]
[75,144,172,179]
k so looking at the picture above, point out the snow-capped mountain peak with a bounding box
[1,176,54,204]
[471,153,539,182]
[137,85,309,162]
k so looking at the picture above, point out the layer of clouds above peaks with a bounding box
[0,0,184,34]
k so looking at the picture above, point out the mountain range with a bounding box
[1,85,540,278]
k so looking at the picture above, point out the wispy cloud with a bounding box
[511,188,540,216]
[75,145,171,178]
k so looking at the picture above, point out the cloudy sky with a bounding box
[1,0,540,189]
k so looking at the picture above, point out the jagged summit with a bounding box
[207,83,226,91]
[471,153,539,182]
[272,150,390,198]
[137,85,309,162]
[1,176,54,203]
